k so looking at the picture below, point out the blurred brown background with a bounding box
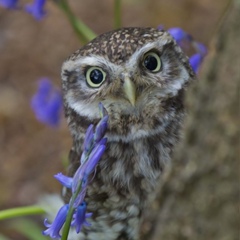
[0,0,232,238]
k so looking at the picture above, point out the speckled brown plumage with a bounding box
[68,28,162,63]
[61,27,195,240]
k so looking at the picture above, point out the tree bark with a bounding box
[140,1,239,239]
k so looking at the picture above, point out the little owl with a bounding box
[61,27,195,240]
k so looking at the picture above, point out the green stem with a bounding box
[0,205,45,220]
[114,0,122,29]
[61,204,75,240]
[58,0,97,44]
[61,181,83,240]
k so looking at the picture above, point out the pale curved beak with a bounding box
[123,76,136,106]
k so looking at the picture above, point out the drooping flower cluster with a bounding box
[166,27,207,73]
[0,0,46,20]
[31,78,62,127]
[43,103,108,239]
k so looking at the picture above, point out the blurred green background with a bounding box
[0,0,232,238]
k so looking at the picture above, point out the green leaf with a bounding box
[58,0,96,44]
[0,205,45,220]
[0,234,11,240]
[11,219,50,240]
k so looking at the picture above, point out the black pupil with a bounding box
[90,69,104,84]
[144,55,158,71]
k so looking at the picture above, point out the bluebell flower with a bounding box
[25,0,46,20]
[94,116,108,143]
[190,42,207,74]
[167,27,192,43]
[71,202,92,233]
[189,53,203,74]
[54,173,73,189]
[43,105,108,238]
[72,181,88,208]
[31,78,62,127]
[81,112,108,166]
[165,26,207,74]
[81,124,94,163]
[43,204,69,239]
[80,125,94,165]
[0,0,18,9]
[71,139,107,204]
[98,102,108,118]
[73,138,107,189]
[83,124,94,151]
[84,138,107,175]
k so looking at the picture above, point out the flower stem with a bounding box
[58,0,96,44]
[61,204,75,240]
[114,0,122,29]
[0,205,45,220]
[61,181,83,240]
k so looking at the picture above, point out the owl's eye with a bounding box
[86,67,106,87]
[143,52,161,72]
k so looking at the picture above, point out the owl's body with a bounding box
[61,27,194,240]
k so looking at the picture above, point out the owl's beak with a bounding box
[123,76,136,106]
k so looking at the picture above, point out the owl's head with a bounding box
[61,27,195,141]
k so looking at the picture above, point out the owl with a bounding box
[61,27,195,240]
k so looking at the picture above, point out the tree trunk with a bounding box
[140,1,239,239]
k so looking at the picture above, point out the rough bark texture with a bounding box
[140,1,239,240]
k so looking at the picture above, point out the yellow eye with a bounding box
[86,67,106,88]
[143,52,161,72]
